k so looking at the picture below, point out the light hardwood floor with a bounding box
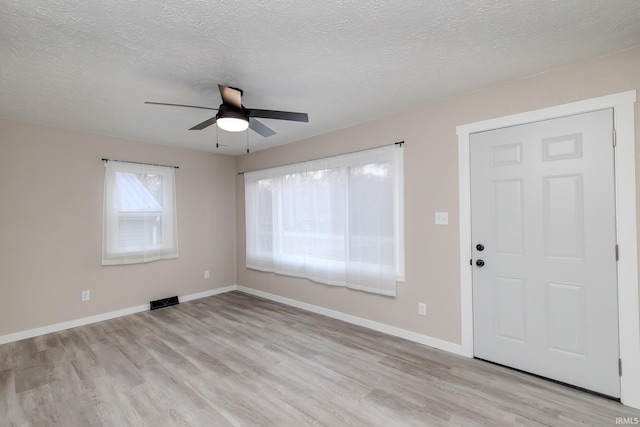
[1,291,639,426]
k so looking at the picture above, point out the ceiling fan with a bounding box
[145,84,309,138]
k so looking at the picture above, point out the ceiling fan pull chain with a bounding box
[246,129,250,153]
[216,125,219,148]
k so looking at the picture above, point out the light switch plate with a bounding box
[418,302,427,316]
[435,212,449,225]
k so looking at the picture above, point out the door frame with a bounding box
[456,91,640,408]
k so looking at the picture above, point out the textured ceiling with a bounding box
[1,0,640,155]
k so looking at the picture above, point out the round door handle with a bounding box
[475,259,485,267]
[476,244,485,251]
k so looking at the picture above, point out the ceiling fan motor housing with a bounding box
[216,104,248,122]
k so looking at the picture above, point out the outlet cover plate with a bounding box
[435,212,449,225]
[81,290,90,301]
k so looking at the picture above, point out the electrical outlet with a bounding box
[204,270,210,279]
[81,290,90,302]
[418,302,426,316]
[435,212,449,225]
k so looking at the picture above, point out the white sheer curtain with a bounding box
[102,161,178,265]
[245,144,404,296]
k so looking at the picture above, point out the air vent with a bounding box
[150,296,179,310]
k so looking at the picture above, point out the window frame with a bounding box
[102,161,178,265]
[244,144,404,294]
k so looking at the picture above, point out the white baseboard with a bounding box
[236,285,467,357]
[180,285,237,302]
[1,283,465,359]
[0,285,238,345]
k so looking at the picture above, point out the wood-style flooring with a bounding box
[1,291,639,426]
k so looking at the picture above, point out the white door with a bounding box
[470,109,620,397]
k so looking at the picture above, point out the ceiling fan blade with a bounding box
[218,85,243,109]
[248,109,309,122]
[189,116,218,130]
[145,101,218,111]
[249,118,276,138]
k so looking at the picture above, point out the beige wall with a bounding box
[235,45,640,345]
[0,120,237,336]
[2,46,638,345]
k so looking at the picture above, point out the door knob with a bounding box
[475,259,485,267]
[476,244,485,251]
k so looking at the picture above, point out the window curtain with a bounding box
[102,161,178,265]
[245,144,404,296]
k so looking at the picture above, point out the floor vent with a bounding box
[150,296,179,310]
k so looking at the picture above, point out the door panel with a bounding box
[492,179,524,255]
[543,174,584,259]
[546,281,587,357]
[471,109,620,397]
[494,276,526,342]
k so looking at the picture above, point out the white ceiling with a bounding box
[1,1,640,156]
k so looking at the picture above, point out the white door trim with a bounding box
[456,90,640,408]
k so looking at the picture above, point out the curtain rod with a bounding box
[237,141,403,175]
[102,158,179,169]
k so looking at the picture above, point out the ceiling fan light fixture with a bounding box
[216,109,249,132]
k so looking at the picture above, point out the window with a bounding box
[102,161,178,265]
[245,144,404,296]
